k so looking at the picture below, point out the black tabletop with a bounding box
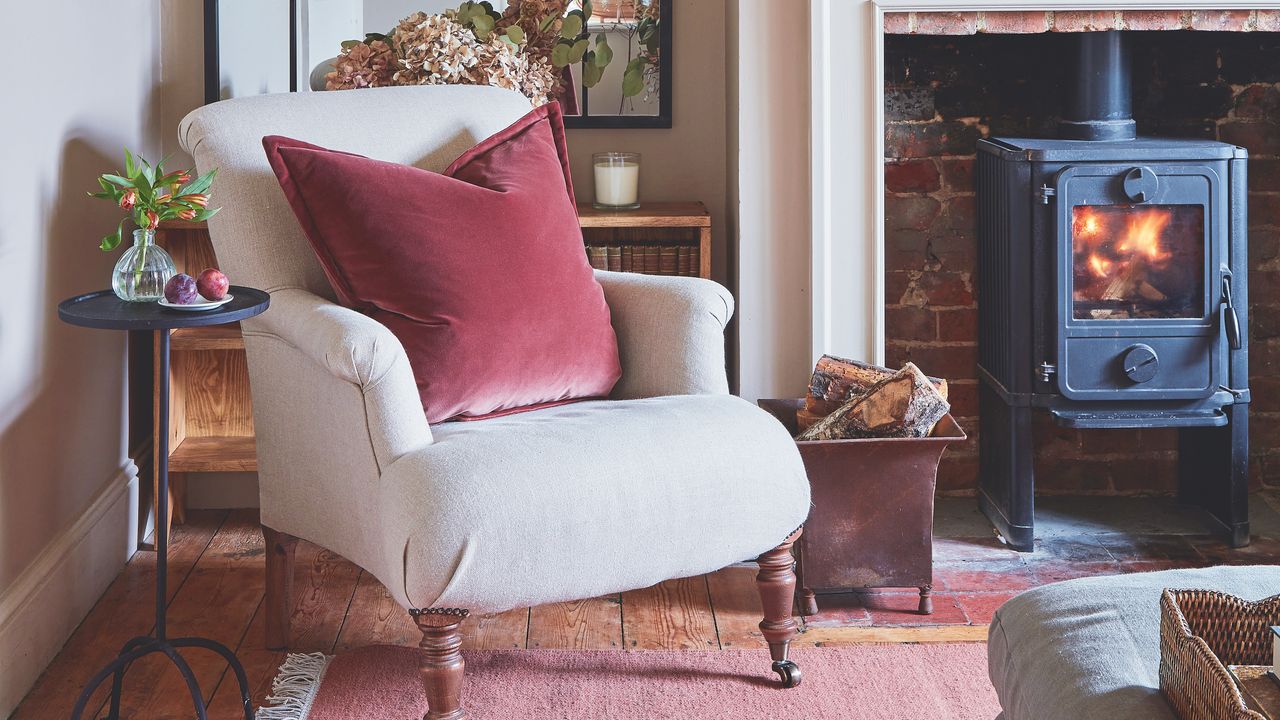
[58,286,270,331]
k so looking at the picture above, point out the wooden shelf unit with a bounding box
[578,201,712,279]
[170,324,244,351]
[149,201,712,526]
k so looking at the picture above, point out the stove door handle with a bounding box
[1222,274,1242,351]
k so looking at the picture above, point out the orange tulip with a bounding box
[145,210,159,229]
[178,208,197,221]
[119,190,137,210]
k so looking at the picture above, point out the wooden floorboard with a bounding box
[794,625,990,644]
[117,510,266,718]
[11,510,226,720]
[461,608,531,650]
[204,543,361,719]
[15,515,998,718]
[333,570,419,651]
[527,596,624,649]
[705,566,766,649]
[620,576,719,650]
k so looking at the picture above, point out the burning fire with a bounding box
[1117,211,1173,262]
[1072,204,1202,319]
[1073,205,1176,278]
[1075,207,1104,240]
[1087,253,1112,278]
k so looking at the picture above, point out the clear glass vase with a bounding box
[112,229,176,302]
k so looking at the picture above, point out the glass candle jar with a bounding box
[592,152,641,210]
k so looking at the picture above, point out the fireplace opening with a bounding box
[1071,203,1205,320]
[970,30,1250,549]
[884,24,1280,548]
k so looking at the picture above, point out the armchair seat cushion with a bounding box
[374,394,811,612]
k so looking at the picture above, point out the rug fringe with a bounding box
[257,652,332,720]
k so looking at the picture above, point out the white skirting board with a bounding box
[0,462,139,717]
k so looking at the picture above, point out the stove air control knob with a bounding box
[1121,343,1159,384]
[1123,166,1159,203]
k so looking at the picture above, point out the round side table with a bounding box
[58,286,270,720]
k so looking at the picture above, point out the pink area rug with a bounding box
[258,644,1001,719]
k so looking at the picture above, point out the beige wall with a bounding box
[0,1,157,589]
[564,0,730,290]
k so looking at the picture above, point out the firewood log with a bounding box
[1102,262,1142,302]
[797,363,951,441]
[798,355,948,432]
[1137,280,1167,302]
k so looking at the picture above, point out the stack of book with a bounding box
[585,245,700,277]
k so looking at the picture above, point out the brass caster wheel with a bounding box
[772,660,801,689]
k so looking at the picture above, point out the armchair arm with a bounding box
[594,270,733,399]
[243,288,432,467]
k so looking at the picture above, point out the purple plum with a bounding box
[165,273,199,304]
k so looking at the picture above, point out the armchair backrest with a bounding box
[179,85,533,298]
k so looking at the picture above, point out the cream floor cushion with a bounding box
[989,564,1280,720]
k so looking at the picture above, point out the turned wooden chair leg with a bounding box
[412,608,470,720]
[918,585,933,615]
[263,526,299,651]
[798,587,819,616]
[757,527,803,688]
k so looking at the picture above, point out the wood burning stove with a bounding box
[976,31,1250,551]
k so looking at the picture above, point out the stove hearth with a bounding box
[976,31,1250,551]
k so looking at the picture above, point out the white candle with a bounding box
[593,152,641,209]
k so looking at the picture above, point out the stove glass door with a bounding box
[1071,204,1205,320]
[1053,161,1224,402]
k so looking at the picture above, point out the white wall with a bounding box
[0,0,156,712]
[728,0,813,401]
[364,0,484,32]
[304,0,364,85]
[0,0,154,602]
[214,0,294,99]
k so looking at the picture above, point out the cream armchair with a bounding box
[180,85,811,719]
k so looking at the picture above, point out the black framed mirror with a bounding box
[203,0,671,128]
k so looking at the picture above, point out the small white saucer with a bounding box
[158,294,234,312]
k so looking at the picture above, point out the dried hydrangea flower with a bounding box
[325,39,396,90]
[390,12,556,106]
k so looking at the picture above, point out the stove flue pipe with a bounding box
[1059,31,1138,141]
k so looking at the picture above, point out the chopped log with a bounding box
[1101,262,1141,302]
[799,355,948,432]
[795,407,829,433]
[1137,280,1167,302]
[797,363,951,441]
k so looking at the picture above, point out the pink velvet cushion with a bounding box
[263,102,621,423]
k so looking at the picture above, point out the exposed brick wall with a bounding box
[883,31,1280,496]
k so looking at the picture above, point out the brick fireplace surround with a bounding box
[882,10,1280,496]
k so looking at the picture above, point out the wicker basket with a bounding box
[1160,588,1280,720]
